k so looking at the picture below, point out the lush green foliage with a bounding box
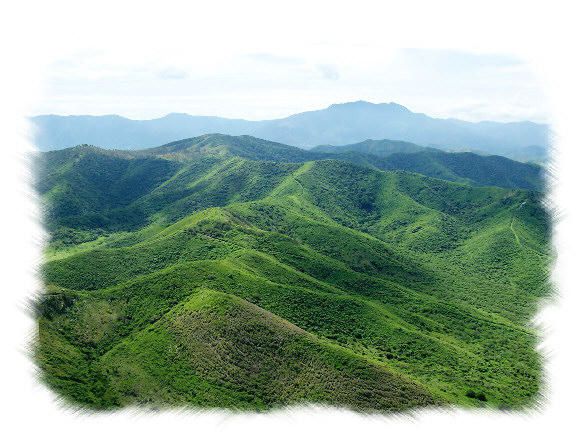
[36,134,550,412]
[313,138,429,158]
[315,141,544,190]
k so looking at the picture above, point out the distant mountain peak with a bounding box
[32,102,549,162]
[162,112,191,118]
[327,101,411,113]
[328,100,374,108]
[385,102,411,112]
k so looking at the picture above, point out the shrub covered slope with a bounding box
[36,134,550,412]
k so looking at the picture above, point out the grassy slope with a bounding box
[97,289,438,410]
[37,135,544,242]
[36,135,550,411]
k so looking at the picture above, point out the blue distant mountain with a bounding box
[31,101,549,162]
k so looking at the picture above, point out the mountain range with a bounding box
[31,101,549,162]
[35,133,550,411]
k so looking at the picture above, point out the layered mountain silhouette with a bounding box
[32,101,549,162]
[36,134,549,411]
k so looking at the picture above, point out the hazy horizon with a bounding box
[34,49,548,124]
[31,100,548,125]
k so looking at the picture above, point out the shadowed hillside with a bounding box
[35,133,550,411]
[316,142,545,190]
[36,134,544,243]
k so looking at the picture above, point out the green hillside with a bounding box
[35,134,550,412]
[140,133,327,162]
[314,139,544,190]
[313,138,430,158]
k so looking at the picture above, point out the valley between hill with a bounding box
[35,134,550,411]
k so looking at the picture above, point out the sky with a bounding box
[35,46,547,124]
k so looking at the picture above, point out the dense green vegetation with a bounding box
[35,134,550,412]
[313,138,430,158]
[315,140,544,190]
